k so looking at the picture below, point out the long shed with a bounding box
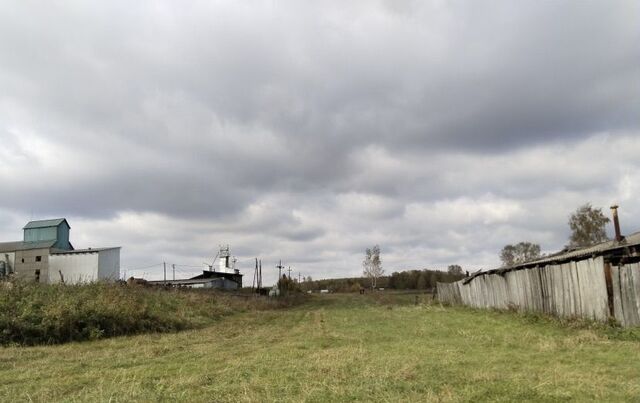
[437,232,640,327]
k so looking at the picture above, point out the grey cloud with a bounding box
[0,1,638,282]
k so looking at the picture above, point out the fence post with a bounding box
[603,262,615,317]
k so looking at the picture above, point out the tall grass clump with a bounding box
[0,281,302,346]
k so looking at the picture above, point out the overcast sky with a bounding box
[0,1,638,284]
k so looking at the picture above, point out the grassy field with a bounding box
[1,292,640,402]
[0,282,302,345]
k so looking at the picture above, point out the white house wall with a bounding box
[97,249,120,281]
[48,253,99,284]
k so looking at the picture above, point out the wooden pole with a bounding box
[252,258,257,292]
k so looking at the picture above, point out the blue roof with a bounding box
[23,218,70,230]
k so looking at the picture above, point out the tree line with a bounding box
[289,202,615,294]
[301,267,464,293]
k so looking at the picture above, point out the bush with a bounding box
[0,281,305,346]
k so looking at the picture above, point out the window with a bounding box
[21,258,24,263]
[35,256,42,262]
[35,269,40,283]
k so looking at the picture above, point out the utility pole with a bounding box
[298,272,301,283]
[172,264,175,281]
[259,260,262,289]
[163,262,166,285]
[252,258,257,292]
[287,266,292,279]
[276,260,284,279]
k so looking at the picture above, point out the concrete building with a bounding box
[0,218,120,284]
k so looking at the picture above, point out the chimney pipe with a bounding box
[610,205,623,242]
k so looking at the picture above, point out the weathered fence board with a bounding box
[437,256,640,326]
[436,282,461,305]
[612,263,640,327]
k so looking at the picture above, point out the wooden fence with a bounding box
[437,256,640,327]
[612,262,640,327]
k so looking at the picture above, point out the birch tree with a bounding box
[363,245,384,289]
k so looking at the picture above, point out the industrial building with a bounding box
[0,218,120,284]
[147,245,243,289]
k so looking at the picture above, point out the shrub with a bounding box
[0,281,305,346]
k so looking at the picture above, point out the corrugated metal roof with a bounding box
[509,231,640,269]
[50,247,120,255]
[463,231,640,284]
[0,240,56,253]
[191,270,243,279]
[23,218,69,229]
[147,278,223,285]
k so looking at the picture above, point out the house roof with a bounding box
[0,240,56,253]
[50,247,120,255]
[23,218,70,230]
[145,270,243,286]
[191,270,243,280]
[147,278,224,286]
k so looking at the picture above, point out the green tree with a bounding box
[277,275,300,296]
[416,272,428,289]
[429,272,438,289]
[447,265,463,276]
[500,242,541,266]
[568,203,611,247]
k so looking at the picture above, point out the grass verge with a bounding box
[0,281,305,346]
[1,292,639,401]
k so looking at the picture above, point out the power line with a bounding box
[123,256,254,279]
[120,262,164,271]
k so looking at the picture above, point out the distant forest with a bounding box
[301,269,465,293]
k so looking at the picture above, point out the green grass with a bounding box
[1,292,640,402]
[0,282,303,345]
